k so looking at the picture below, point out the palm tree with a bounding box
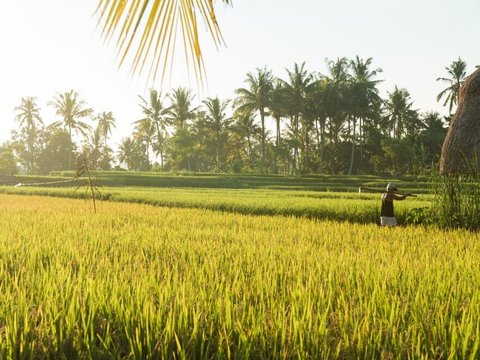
[384,86,419,139]
[83,127,103,169]
[281,62,315,174]
[117,137,137,171]
[189,111,210,171]
[415,111,447,166]
[138,89,170,168]
[231,109,261,169]
[269,80,288,148]
[306,78,328,173]
[133,117,156,166]
[96,0,231,84]
[347,56,383,174]
[203,97,231,170]
[167,87,198,131]
[96,111,116,149]
[235,67,274,173]
[14,97,43,173]
[436,57,467,115]
[323,57,350,173]
[48,90,93,169]
[269,80,289,173]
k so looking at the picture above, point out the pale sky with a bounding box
[1,0,479,149]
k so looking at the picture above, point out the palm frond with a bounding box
[95,0,230,85]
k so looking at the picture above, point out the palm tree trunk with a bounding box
[68,126,73,170]
[320,121,325,173]
[292,114,299,175]
[274,116,281,174]
[305,132,310,173]
[328,117,335,173]
[247,136,252,168]
[348,118,356,175]
[359,117,363,170]
[216,131,220,169]
[314,119,321,173]
[276,116,281,147]
[260,109,266,173]
[145,139,150,165]
[27,128,34,174]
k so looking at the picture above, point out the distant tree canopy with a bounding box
[6,57,470,176]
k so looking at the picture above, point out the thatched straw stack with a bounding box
[440,68,480,174]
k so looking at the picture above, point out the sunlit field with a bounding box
[2,0,478,357]
[0,172,431,225]
[1,194,479,358]
[1,185,429,225]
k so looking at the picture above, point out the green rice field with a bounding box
[0,173,477,358]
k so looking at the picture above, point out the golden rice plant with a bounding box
[0,194,478,358]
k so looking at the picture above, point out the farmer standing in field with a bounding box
[380,183,412,227]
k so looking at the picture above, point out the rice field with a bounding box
[1,194,479,358]
[0,185,429,225]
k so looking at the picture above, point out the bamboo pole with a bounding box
[359,186,417,197]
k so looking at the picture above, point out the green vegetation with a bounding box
[7,171,431,192]
[432,173,480,230]
[1,185,427,225]
[1,194,480,358]
[4,58,471,177]
[0,172,431,225]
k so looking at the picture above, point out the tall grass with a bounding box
[432,173,480,229]
[1,194,480,358]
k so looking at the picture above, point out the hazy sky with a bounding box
[1,0,479,147]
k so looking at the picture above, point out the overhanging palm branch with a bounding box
[95,0,231,84]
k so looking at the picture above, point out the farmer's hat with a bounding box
[386,183,398,191]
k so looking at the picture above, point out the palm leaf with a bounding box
[95,0,230,85]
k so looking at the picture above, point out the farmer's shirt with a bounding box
[380,192,394,217]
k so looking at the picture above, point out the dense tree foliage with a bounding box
[4,57,465,176]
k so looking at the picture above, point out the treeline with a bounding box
[2,57,469,176]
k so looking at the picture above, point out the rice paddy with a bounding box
[1,193,479,358]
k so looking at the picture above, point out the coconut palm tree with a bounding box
[322,57,350,173]
[305,78,328,173]
[133,116,156,165]
[269,80,289,173]
[95,111,116,149]
[95,0,231,84]
[167,87,198,131]
[138,89,170,168]
[235,67,274,173]
[117,137,137,171]
[269,80,288,148]
[347,56,383,174]
[436,57,467,115]
[384,86,419,139]
[231,109,261,169]
[82,127,103,169]
[48,90,93,169]
[203,97,231,170]
[14,97,43,173]
[281,62,315,174]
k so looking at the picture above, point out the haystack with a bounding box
[440,68,480,174]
